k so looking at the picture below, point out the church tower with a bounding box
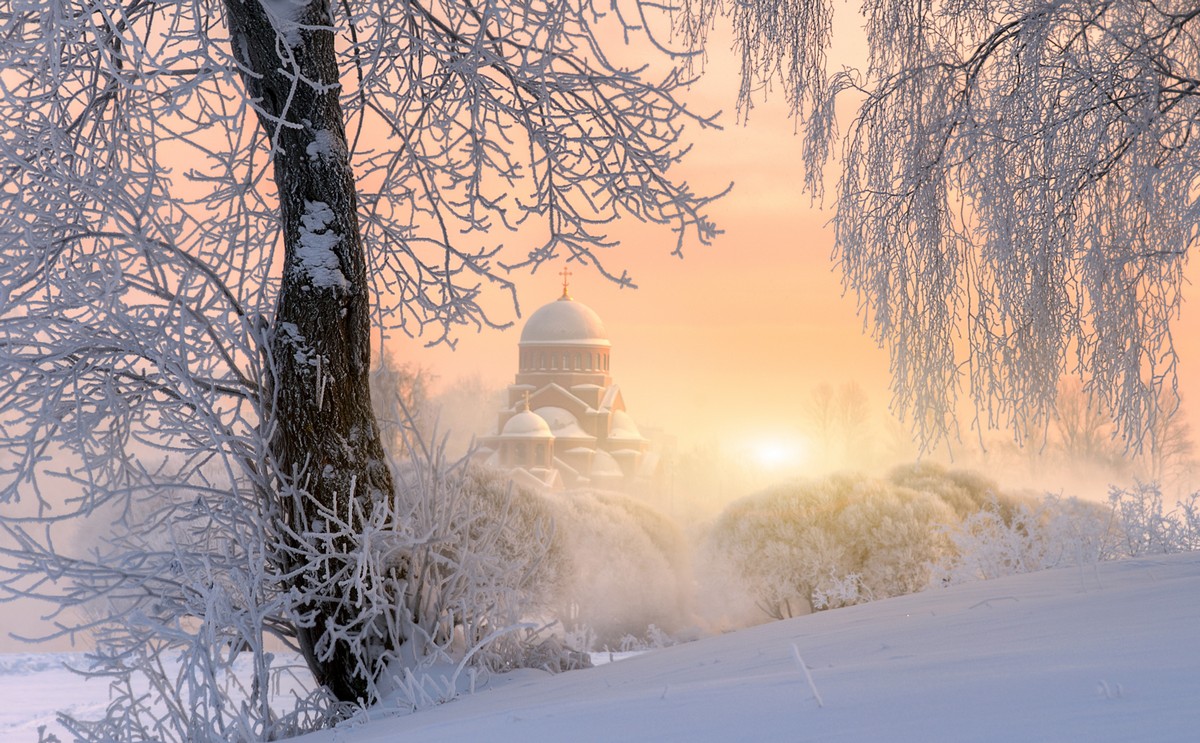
[478,271,654,491]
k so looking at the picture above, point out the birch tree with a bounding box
[692,0,1199,451]
[0,0,716,734]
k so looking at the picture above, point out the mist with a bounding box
[382,364,1200,653]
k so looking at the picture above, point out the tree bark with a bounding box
[223,0,396,703]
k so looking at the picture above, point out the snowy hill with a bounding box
[297,553,1200,743]
[5,553,1198,742]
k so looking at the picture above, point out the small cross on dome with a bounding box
[559,266,572,299]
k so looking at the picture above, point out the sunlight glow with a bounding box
[750,437,808,470]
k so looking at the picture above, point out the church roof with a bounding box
[501,409,554,438]
[519,296,610,348]
[608,409,644,441]
[534,406,595,440]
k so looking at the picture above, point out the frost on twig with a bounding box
[681,0,1200,451]
[0,0,715,735]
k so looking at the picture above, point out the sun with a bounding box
[750,437,808,470]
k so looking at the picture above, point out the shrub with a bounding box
[932,495,1113,584]
[1106,482,1200,557]
[541,490,691,645]
[390,459,566,672]
[703,475,957,620]
[887,461,1029,522]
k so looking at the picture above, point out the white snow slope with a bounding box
[303,553,1200,743]
[4,553,1198,742]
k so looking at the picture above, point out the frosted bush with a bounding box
[935,483,1200,586]
[932,496,1113,584]
[703,475,957,620]
[542,490,691,644]
[388,457,566,673]
[887,462,1027,522]
[1107,483,1200,557]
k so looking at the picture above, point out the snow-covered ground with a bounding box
[5,553,1199,742]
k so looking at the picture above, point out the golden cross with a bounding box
[559,266,572,298]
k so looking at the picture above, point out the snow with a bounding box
[295,552,1200,742]
[296,199,349,290]
[260,0,307,48]
[0,654,109,739]
[306,130,340,162]
[7,553,1198,742]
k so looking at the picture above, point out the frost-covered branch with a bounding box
[684,0,1200,451]
[0,0,721,736]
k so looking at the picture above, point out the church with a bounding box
[476,271,656,491]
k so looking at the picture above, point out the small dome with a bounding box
[609,409,642,440]
[501,410,553,438]
[590,449,624,478]
[520,297,610,347]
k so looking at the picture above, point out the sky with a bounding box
[383,19,899,467]
[382,30,1200,479]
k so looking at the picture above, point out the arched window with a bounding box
[575,353,582,370]
[539,352,546,369]
[587,352,593,369]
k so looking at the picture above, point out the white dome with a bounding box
[609,409,642,440]
[501,409,553,438]
[520,297,610,347]
[590,449,624,478]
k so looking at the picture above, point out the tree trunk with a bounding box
[223,0,396,703]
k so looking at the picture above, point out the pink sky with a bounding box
[385,59,1200,467]
[384,82,897,453]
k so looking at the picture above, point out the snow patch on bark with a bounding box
[259,0,307,47]
[297,200,349,290]
[306,130,341,162]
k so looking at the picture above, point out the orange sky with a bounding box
[385,29,1200,471]
[384,75,898,456]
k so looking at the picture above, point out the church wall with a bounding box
[517,343,612,387]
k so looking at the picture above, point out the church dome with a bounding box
[501,409,553,438]
[609,409,643,441]
[520,297,610,348]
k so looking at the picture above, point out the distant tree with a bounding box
[370,352,437,457]
[1142,390,1197,488]
[428,374,505,459]
[0,0,718,734]
[1052,380,1118,468]
[686,0,1199,449]
[805,382,873,470]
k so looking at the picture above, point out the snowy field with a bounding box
[5,552,1199,742]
